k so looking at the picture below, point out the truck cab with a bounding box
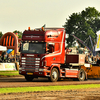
[19,27,65,82]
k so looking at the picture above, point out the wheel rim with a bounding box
[52,71,57,79]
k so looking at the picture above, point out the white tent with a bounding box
[0,45,7,51]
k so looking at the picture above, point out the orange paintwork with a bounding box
[9,36,11,46]
[65,69,78,78]
[44,29,65,66]
[81,65,100,79]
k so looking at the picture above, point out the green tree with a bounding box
[64,7,100,48]
[13,30,23,38]
[0,32,3,38]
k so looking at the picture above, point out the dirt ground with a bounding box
[1,77,100,100]
[1,76,100,88]
[0,88,100,100]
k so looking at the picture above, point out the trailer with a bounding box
[19,27,100,82]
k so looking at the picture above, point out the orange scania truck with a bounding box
[19,27,100,82]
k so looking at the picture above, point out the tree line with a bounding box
[0,31,22,39]
[64,7,100,49]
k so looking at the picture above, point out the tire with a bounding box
[49,68,59,82]
[78,69,86,81]
[25,75,34,82]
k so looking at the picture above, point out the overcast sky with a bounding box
[0,0,100,34]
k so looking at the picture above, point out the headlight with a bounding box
[22,57,26,59]
[39,68,46,72]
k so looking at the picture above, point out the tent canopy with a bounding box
[0,45,7,51]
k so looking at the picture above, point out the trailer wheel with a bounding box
[49,68,59,82]
[25,75,34,82]
[78,69,86,81]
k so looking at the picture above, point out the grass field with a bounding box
[0,71,100,94]
[0,84,100,94]
[0,71,20,76]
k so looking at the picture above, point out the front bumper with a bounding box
[19,68,50,77]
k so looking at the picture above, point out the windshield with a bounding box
[21,42,46,54]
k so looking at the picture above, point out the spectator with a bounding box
[1,51,6,62]
[88,54,93,63]
[85,55,89,63]
[7,53,11,62]
[92,56,97,64]
[96,54,99,61]
[4,52,8,62]
[10,53,15,62]
[65,48,72,54]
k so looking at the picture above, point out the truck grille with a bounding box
[26,57,35,60]
[26,63,35,65]
[21,57,40,66]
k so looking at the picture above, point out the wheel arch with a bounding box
[50,65,60,78]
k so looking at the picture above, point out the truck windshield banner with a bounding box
[25,36,40,38]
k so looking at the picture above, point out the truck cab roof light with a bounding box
[28,41,31,42]
[28,27,30,30]
[32,41,34,42]
[41,41,44,42]
[41,27,45,31]
[36,41,38,42]
[25,41,27,42]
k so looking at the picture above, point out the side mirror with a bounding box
[70,49,72,52]
[46,48,49,54]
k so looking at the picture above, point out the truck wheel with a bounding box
[78,69,85,81]
[49,68,59,82]
[25,76,34,82]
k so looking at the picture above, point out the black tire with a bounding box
[49,68,59,82]
[78,69,86,81]
[25,75,34,82]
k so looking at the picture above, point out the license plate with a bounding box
[27,73,33,75]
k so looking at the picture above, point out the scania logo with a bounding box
[27,54,34,56]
